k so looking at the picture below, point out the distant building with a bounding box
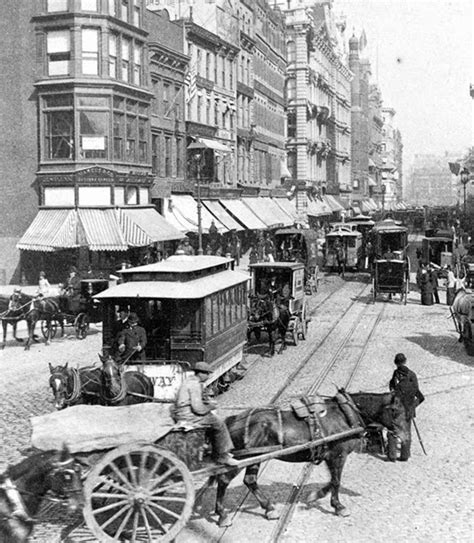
[368,83,384,208]
[380,107,403,210]
[407,154,459,207]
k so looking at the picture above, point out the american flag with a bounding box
[185,63,197,104]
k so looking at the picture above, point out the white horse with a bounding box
[451,283,473,343]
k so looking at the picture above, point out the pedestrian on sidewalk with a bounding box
[388,353,425,462]
[445,265,456,305]
[429,265,440,304]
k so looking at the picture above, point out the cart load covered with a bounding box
[31,403,174,453]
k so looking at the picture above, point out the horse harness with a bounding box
[50,367,82,406]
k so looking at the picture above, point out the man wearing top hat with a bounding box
[116,312,147,361]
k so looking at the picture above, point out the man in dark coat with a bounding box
[429,265,440,303]
[117,312,147,361]
[388,353,425,461]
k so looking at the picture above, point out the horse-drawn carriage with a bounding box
[421,233,454,269]
[325,227,363,275]
[44,278,109,340]
[94,255,250,399]
[23,388,408,542]
[371,220,410,303]
[247,262,310,354]
[0,278,108,349]
[274,227,320,293]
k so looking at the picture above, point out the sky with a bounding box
[334,0,473,171]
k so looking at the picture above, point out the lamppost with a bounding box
[193,152,203,255]
[460,167,470,220]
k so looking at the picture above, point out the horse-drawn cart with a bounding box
[30,395,372,541]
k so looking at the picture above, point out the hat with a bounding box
[70,266,77,273]
[394,353,407,365]
[13,287,22,294]
[194,362,212,374]
[128,312,139,324]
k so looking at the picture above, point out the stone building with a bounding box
[380,106,403,209]
[368,83,384,210]
[278,0,351,214]
[407,154,458,207]
[0,1,38,284]
[16,0,183,283]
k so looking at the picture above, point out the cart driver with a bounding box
[172,362,239,466]
[116,312,147,362]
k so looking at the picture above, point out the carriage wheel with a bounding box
[300,305,308,341]
[372,278,377,303]
[292,322,299,346]
[75,313,90,339]
[41,319,58,339]
[83,443,195,543]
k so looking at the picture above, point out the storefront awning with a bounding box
[241,197,285,228]
[322,195,345,213]
[219,198,267,230]
[307,197,328,217]
[264,199,294,227]
[368,177,377,187]
[165,195,228,234]
[188,137,231,153]
[78,209,128,251]
[202,200,244,231]
[273,198,299,222]
[18,207,183,253]
[120,208,183,245]
[17,209,79,252]
[352,205,361,215]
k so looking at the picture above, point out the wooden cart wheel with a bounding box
[41,319,58,339]
[83,443,195,543]
[463,321,474,356]
[75,313,90,339]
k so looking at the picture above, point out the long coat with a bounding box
[117,325,147,361]
[389,366,425,420]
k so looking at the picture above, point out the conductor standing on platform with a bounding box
[116,312,147,361]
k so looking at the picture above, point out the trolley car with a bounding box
[421,233,454,268]
[371,220,410,303]
[325,227,363,272]
[95,255,249,400]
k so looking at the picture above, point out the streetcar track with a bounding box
[217,282,382,542]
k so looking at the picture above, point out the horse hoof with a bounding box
[336,507,350,517]
[265,509,280,520]
[218,515,232,528]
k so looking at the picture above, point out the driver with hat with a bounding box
[173,362,238,466]
[116,312,147,361]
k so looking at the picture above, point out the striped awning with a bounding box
[78,209,128,251]
[17,209,79,252]
[241,198,284,228]
[120,208,183,245]
[219,199,267,230]
[202,200,244,231]
[165,195,228,234]
[323,195,345,212]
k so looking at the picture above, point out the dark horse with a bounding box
[24,296,65,350]
[0,446,83,543]
[212,391,408,526]
[100,355,154,406]
[247,295,290,356]
[0,292,33,349]
[49,362,103,410]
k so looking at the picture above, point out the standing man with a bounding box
[173,362,238,466]
[117,312,147,361]
[429,265,440,304]
[388,353,425,461]
[445,265,456,305]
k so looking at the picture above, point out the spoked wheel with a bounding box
[292,321,299,346]
[75,313,90,339]
[41,319,58,339]
[83,443,195,543]
[300,304,308,341]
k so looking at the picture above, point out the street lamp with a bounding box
[193,152,203,255]
[460,167,470,219]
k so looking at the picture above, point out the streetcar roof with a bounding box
[325,229,362,237]
[95,269,250,300]
[249,262,305,271]
[120,255,233,275]
[372,219,407,233]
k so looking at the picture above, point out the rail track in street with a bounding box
[214,280,388,543]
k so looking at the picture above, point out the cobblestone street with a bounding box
[1,273,473,542]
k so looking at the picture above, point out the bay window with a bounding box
[138,118,148,162]
[133,44,142,85]
[43,94,74,160]
[80,111,108,159]
[113,112,124,159]
[82,28,99,75]
[47,30,71,76]
[81,0,98,11]
[126,115,137,161]
[121,38,131,82]
[109,34,117,78]
[47,0,68,12]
